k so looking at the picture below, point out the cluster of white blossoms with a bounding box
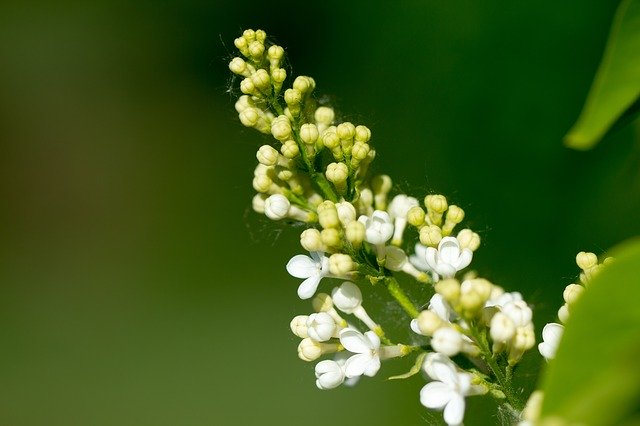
[228,29,601,426]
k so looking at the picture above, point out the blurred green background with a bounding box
[1,1,639,425]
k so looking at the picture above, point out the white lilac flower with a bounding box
[314,359,345,390]
[385,246,429,282]
[538,323,564,360]
[286,251,330,299]
[485,291,523,309]
[332,282,379,331]
[502,300,533,328]
[429,294,456,323]
[388,194,419,245]
[431,327,464,357]
[409,243,432,272]
[425,237,473,280]
[339,328,382,378]
[306,312,338,342]
[358,210,394,245]
[420,354,485,426]
[264,194,290,220]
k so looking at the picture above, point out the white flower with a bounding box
[431,327,463,357]
[425,237,473,280]
[429,294,456,323]
[385,246,429,282]
[388,194,419,245]
[306,312,337,342]
[538,323,564,360]
[314,360,345,390]
[502,300,533,327]
[358,210,394,245]
[264,194,290,220]
[420,354,484,426]
[331,281,362,314]
[409,243,432,272]
[485,291,522,309]
[339,328,381,378]
[286,251,330,299]
[489,312,516,342]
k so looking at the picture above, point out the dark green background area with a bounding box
[0,1,638,425]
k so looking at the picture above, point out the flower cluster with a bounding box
[227,29,599,426]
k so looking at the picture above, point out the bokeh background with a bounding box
[1,1,639,425]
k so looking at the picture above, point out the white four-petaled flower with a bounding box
[425,237,473,280]
[339,328,382,378]
[286,251,330,299]
[420,353,484,426]
[358,210,394,245]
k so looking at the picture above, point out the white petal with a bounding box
[309,251,324,263]
[425,247,439,270]
[454,248,473,270]
[435,263,457,279]
[542,322,564,343]
[339,329,371,353]
[420,382,452,409]
[410,319,421,334]
[344,353,371,378]
[364,330,381,350]
[363,356,381,377]
[438,237,461,264]
[297,275,322,299]
[429,294,452,322]
[286,255,317,279]
[443,393,465,426]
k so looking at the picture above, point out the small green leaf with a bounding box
[540,238,640,425]
[565,0,640,150]
[388,352,427,380]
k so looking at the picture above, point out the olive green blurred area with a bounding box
[1,1,638,425]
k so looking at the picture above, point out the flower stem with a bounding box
[384,276,419,318]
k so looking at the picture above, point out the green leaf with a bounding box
[388,352,427,380]
[540,238,640,425]
[564,0,640,150]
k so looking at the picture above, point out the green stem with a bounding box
[468,323,524,412]
[384,276,419,318]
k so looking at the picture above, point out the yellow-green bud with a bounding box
[326,163,349,185]
[240,78,257,95]
[425,194,448,213]
[267,45,284,61]
[316,200,334,213]
[351,142,370,161]
[563,283,584,305]
[252,194,267,213]
[279,140,299,159]
[445,205,465,224]
[460,290,484,316]
[234,36,248,53]
[252,175,273,193]
[313,293,333,312]
[318,204,340,229]
[321,228,341,248]
[271,68,287,83]
[416,310,443,336]
[321,129,340,149]
[462,278,493,303]
[251,69,271,91]
[239,108,259,127]
[255,29,266,42]
[315,106,335,125]
[457,229,480,251]
[228,57,248,76]
[329,253,354,276]
[435,279,461,304]
[297,338,323,361]
[284,88,302,106]
[336,122,356,140]
[345,221,365,247]
[354,125,371,142]
[407,206,426,227]
[248,40,264,61]
[300,123,319,144]
[242,29,256,41]
[271,116,292,141]
[576,251,598,270]
[300,229,324,252]
[371,175,392,195]
[293,76,315,93]
[256,145,279,166]
[420,225,442,246]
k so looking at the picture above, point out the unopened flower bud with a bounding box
[284,88,302,106]
[407,206,426,226]
[315,106,335,125]
[299,123,319,145]
[264,194,290,220]
[416,310,443,336]
[267,45,284,61]
[290,315,309,338]
[321,228,341,248]
[576,251,598,270]
[420,225,442,246]
[563,284,584,305]
[335,202,356,226]
[248,40,264,61]
[321,130,340,149]
[271,116,292,141]
[502,300,533,327]
[435,279,461,304]
[280,140,299,158]
[326,163,349,185]
[331,282,362,314]
[490,312,516,342]
[315,360,345,390]
[252,194,267,213]
[351,142,370,161]
[425,194,448,213]
[293,76,314,93]
[329,254,354,276]
[371,175,392,195]
[240,77,257,95]
[271,68,287,83]
[298,338,339,362]
[256,145,279,166]
[558,303,570,323]
[337,122,356,140]
[300,229,324,252]
[457,229,480,251]
[354,125,371,142]
[228,57,248,76]
[345,221,365,247]
[318,201,340,229]
[239,108,259,127]
[431,327,463,357]
[251,69,271,91]
[252,175,273,193]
